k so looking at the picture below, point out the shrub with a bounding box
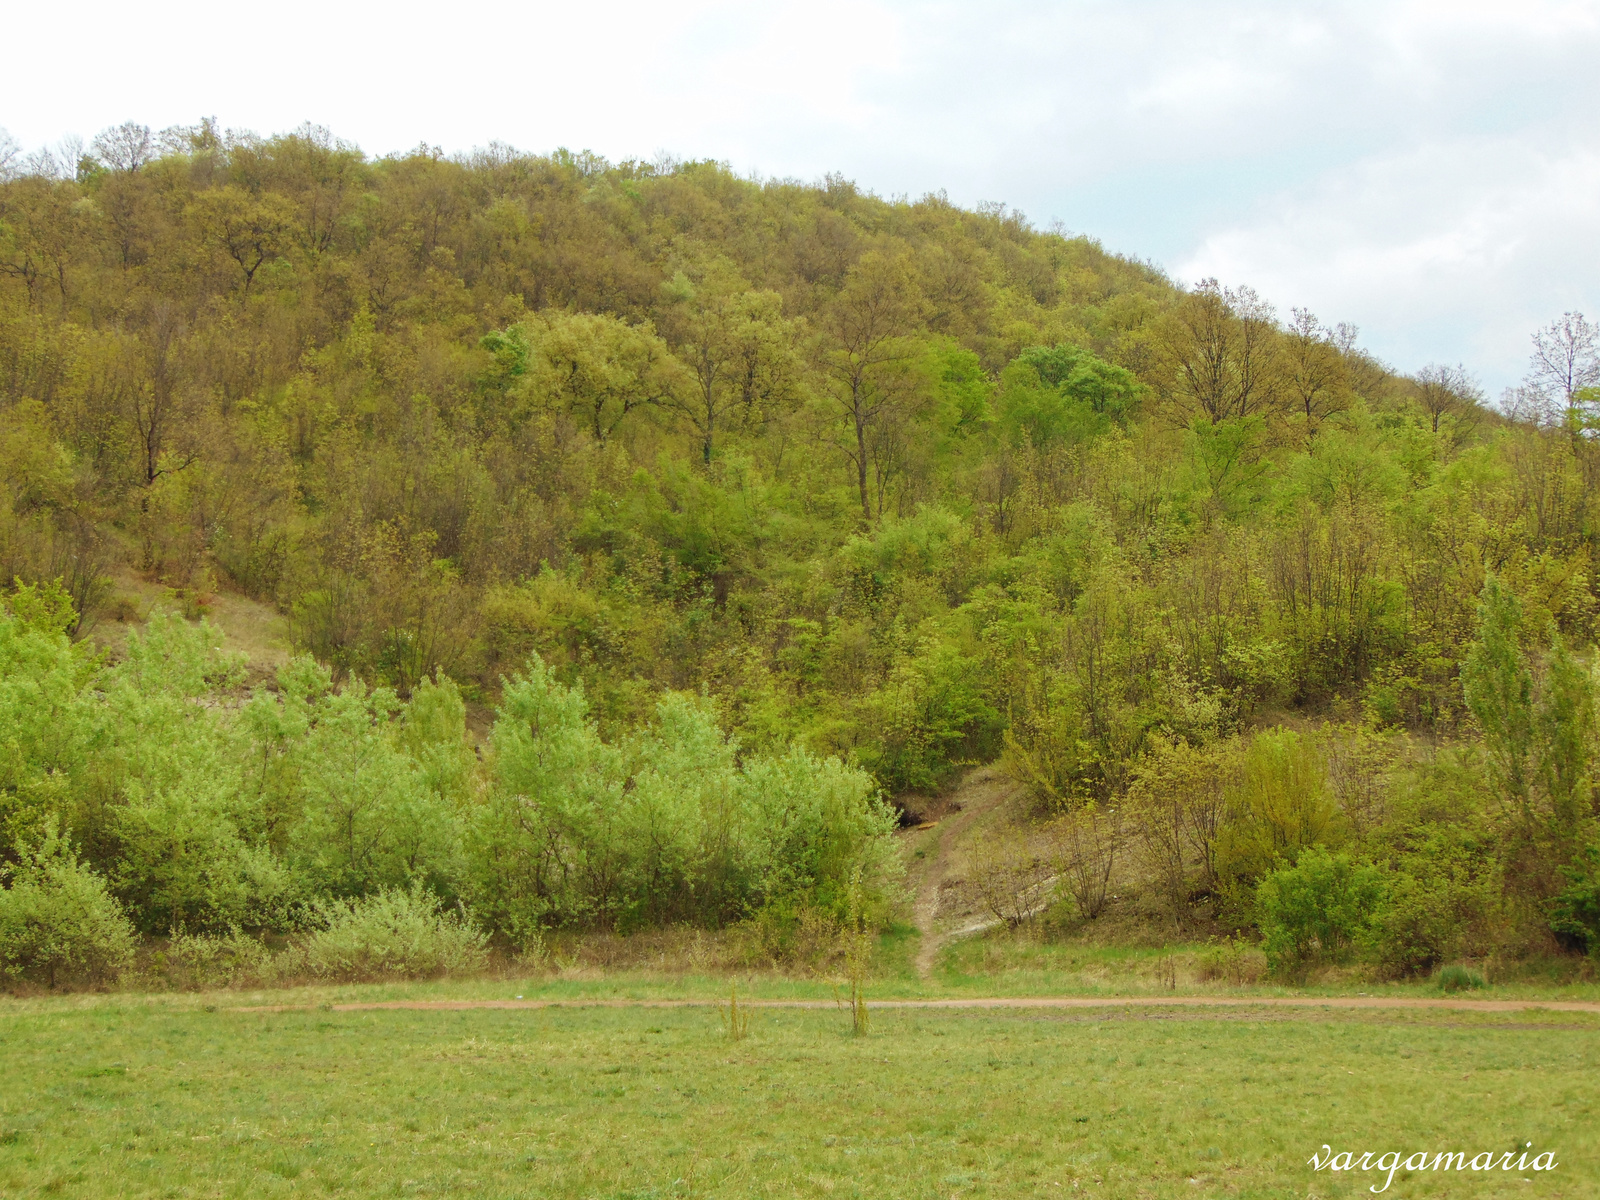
[1217,729,1343,889]
[1255,847,1384,976]
[301,887,488,981]
[153,926,276,990]
[966,832,1045,928]
[0,827,136,989]
[1196,936,1266,985]
[1436,963,1487,992]
[1549,843,1600,954]
[1371,839,1502,976]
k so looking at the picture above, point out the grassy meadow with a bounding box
[0,974,1594,1200]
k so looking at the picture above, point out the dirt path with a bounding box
[235,995,1600,1015]
[909,766,1018,977]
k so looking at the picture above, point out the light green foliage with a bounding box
[1461,575,1534,809]
[0,821,135,987]
[99,615,275,933]
[1534,633,1594,836]
[0,592,910,967]
[1360,751,1504,976]
[299,886,488,981]
[1255,846,1385,973]
[0,598,97,858]
[473,655,900,936]
[281,677,461,898]
[1217,728,1342,889]
[510,311,686,440]
[996,344,1143,449]
[155,925,275,989]
[5,127,1600,975]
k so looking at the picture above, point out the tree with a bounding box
[91,122,154,174]
[1256,847,1383,974]
[817,251,925,520]
[191,186,295,300]
[1534,632,1594,840]
[0,128,20,182]
[0,177,88,313]
[660,265,796,464]
[995,344,1142,450]
[1156,279,1281,425]
[1460,575,1533,814]
[1283,308,1349,438]
[128,303,199,489]
[1527,312,1599,405]
[1412,363,1483,436]
[519,312,686,442]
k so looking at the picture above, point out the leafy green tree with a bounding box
[996,344,1142,449]
[817,250,926,520]
[1534,632,1594,840]
[659,264,797,464]
[1256,847,1384,974]
[516,311,686,441]
[1460,576,1534,813]
[0,820,136,988]
[1217,728,1342,889]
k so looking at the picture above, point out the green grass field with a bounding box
[0,978,1594,1199]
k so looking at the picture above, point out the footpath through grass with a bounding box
[0,986,1595,1199]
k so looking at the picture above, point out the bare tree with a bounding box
[0,128,20,182]
[1501,383,1563,429]
[92,122,154,173]
[967,832,1045,928]
[1048,803,1120,919]
[1284,308,1349,438]
[1413,363,1483,435]
[1526,312,1599,406]
[1158,279,1282,425]
[1523,315,1600,432]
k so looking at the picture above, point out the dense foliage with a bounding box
[0,594,898,948]
[4,120,1600,974]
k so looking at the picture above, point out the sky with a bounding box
[2,0,1596,394]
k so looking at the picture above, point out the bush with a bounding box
[1255,847,1384,976]
[1196,936,1266,985]
[152,926,276,990]
[1549,843,1600,954]
[1217,729,1342,889]
[1371,841,1502,976]
[301,887,488,981]
[0,827,136,989]
[1436,963,1487,992]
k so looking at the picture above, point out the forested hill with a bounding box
[0,119,1588,809]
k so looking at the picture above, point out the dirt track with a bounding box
[909,765,1018,976]
[235,995,1600,1015]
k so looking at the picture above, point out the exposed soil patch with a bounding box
[902,771,1024,979]
[903,764,1023,977]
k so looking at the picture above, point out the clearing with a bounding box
[0,988,1591,1198]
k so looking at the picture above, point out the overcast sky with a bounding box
[3,0,1596,393]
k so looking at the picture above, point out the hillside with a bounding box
[3,120,1599,983]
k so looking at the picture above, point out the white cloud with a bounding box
[1180,137,1600,389]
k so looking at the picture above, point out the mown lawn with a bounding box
[0,989,1593,1199]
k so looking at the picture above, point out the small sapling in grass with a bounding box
[722,981,750,1041]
